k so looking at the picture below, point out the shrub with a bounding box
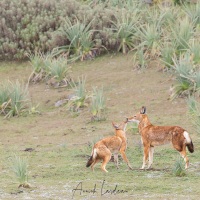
[0,0,118,60]
[0,0,198,60]
[0,0,81,59]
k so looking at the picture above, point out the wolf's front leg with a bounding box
[141,146,149,169]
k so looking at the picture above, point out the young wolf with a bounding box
[86,120,132,172]
[127,106,194,169]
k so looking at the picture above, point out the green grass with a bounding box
[56,17,95,61]
[2,132,199,199]
[111,11,138,54]
[9,155,30,188]
[0,80,30,118]
[90,87,106,121]
[0,56,200,199]
[172,156,186,177]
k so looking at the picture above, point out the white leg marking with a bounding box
[141,138,143,145]
[114,153,119,169]
[141,156,146,169]
[180,153,188,169]
[148,147,154,169]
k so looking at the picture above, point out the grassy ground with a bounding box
[0,54,200,199]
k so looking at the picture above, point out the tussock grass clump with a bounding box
[184,2,200,26]
[170,53,200,99]
[9,155,31,188]
[170,16,194,55]
[90,87,106,121]
[28,53,70,87]
[54,18,96,61]
[47,57,71,87]
[160,43,176,69]
[133,46,148,70]
[189,40,200,64]
[172,156,186,177]
[136,22,161,57]
[0,80,30,118]
[66,76,89,112]
[111,11,138,54]
[28,52,51,83]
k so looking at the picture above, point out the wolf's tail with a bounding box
[184,131,194,153]
[186,141,194,153]
[86,148,97,167]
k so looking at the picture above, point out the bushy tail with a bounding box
[184,131,194,153]
[86,156,93,167]
[187,141,194,153]
[86,148,97,167]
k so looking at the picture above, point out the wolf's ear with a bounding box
[112,122,119,129]
[140,106,146,114]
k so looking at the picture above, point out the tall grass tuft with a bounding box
[90,87,106,121]
[28,52,43,74]
[170,17,194,55]
[184,2,200,26]
[189,40,200,64]
[172,156,186,177]
[28,53,70,87]
[136,23,161,57]
[133,46,148,70]
[66,76,89,112]
[28,52,51,83]
[160,43,175,70]
[47,57,70,87]
[187,96,199,115]
[0,81,30,118]
[170,53,195,99]
[56,18,95,61]
[112,12,138,54]
[9,155,30,188]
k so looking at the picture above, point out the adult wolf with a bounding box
[127,106,194,169]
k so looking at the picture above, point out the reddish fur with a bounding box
[127,107,194,169]
[86,121,132,173]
